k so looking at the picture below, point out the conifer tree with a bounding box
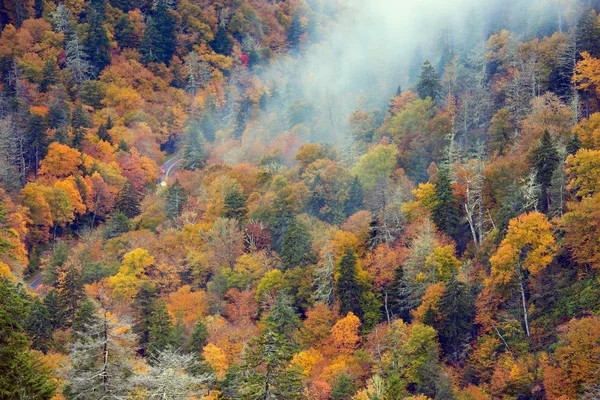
[132,282,157,357]
[336,249,364,319]
[281,217,314,270]
[416,60,441,102]
[25,297,54,353]
[530,130,559,212]
[432,165,460,239]
[187,319,208,354]
[0,278,56,399]
[165,179,186,222]
[287,12,304,50]
[83,0,111,72]
[238,294,303,399]
[437,277,475,363]
[117,180,141,218]
[44,288,67,330]
[103,210,131,239]
[388,266,418,323]
[210,23,233,55]
[56,263,84,325]
[223,187,248,222]
[182,127,207,171]
[147,300,178,356]
[141,0,177,65]
[344,175,364,217]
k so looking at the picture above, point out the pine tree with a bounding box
[165,179,186,222]
[344,176,364,217]
[132,282,157,357]
[210,23,233,55]
[114,14,138,49]
[141,0,177,65]
[336,249,364,319]
[287,12,304,50]
[567,134,582,156]
[147,300,178,356]
[437,278,475,363]
[332,374,355,400]
[238,295,303,399]
[56,263,84,325]
[432,165,460,239]
[117,180,141,218]
[40,58,58,92]
[388,266,418,323]
[280,217,314,270]
[530,130,559,212]
[0,278,56,399]
[72,299,98,337]
[25,297,54,353]
[83,0,111,72]
[416,60,441,102]
[223,187,248,222]
[43,288,67,330]
[103,210,131,239]
[182,127,207,171]
[187,319,208,354]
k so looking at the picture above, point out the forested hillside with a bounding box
[1,0,600,398]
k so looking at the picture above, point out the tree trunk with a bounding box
[384,291,390,324]
[519,279,530,337]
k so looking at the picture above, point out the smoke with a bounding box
[223,0,572,163]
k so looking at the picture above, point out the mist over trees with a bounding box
[2,0,600,399]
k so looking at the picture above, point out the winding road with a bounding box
[160,157,182,186]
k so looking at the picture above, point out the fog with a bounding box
[225,0,573,162]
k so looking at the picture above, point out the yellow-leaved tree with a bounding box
[488,212,556,336]
[108,248,155,299]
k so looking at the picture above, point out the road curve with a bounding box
[160,157,182,186]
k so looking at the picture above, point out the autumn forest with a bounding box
[1,0,600,399]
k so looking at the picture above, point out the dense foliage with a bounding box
[1,0,600,399]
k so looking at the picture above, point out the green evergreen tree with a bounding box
[336,249,364,319]
[114,14,138,49]
[210,23,233,55]
[187,319,208,354]
[56,263,84,325]
[117,180,141,218]
[40,58,58,92]
[222,187,248,222]
[416,60,441,102]
[332,374,355,400]
[280,217,314,270]
[576,9,600,57]
[344,175,364,217]
[132,282,157,357]
[43,289,67,330]
[25,297,54,353]
[83,0,111,72]
[141,1,177,65]
[72,299,98,337]
[165,179,187,222]
[388,266,418,323]
[437,277,475,363]
[567,133,582,156]
[103,210,131,239]
[45,241,69,286]
[287,12,304,50]
[118,138,130,152]
[530,130,559,212]
[0,278,56,399]
[238,294,303,399]
[432,165,460,239]
[182,127,207,171]
[147,300,178,356]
